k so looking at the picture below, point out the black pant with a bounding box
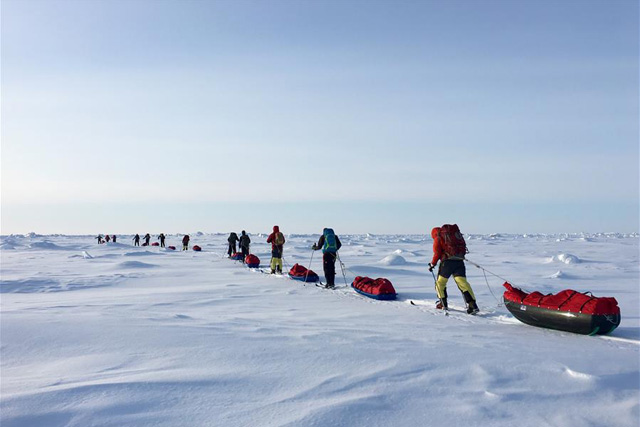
[241,246,249,261]
[438,259,466,279]
[228,243,237,256]
[134,240,139,246]
[160,239,165,248]
[323,252,337,286]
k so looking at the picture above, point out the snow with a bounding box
[379,254,407,266]
[551,253,582,264]
[1,233,638,426]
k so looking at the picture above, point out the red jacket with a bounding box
[267,225,285,249]
[430,227,444,266]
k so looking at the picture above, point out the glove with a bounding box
[312,244,318,250]
[428,263,436,272]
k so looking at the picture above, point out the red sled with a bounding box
[230,252,243,261]
[503,282,620,335]
[245,254,260,268]
[351,276,397,300]
[288,263,319,283]
[167,246,176,250]
[192,245,202,252]
[151,242,160,246]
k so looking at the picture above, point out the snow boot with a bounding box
[270,269,276,274]
[436,289,448,309]
[463,291,479,315]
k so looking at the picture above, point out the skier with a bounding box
[239,231,251,262]
[227,232,240,257]
[96,234,104,244]
[105,235,110,243]
[312,228,342,288]
[158,233,166,248]
[143,233,151,246]
[428,225,479,315]
[112,235,117,243]
[182,235,190,251]
[267,225,286,274]
[133,234,140,246]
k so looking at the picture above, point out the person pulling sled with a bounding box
[312,228,342,288]
[227,232,240,257]
[239,231,251,262]
[267,226,285,274]
[428,224,479,315]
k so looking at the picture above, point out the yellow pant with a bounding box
[271,257,283,271]
[435,275,476,300]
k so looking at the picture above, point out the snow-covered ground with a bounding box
[1,232,638,427]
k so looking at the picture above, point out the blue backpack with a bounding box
[322,228,337,253]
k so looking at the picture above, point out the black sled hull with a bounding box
[504,299,620,335]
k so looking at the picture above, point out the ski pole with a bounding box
[337,252,348,286]
[305,249,315,284]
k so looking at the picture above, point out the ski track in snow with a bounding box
[0,232,638,427]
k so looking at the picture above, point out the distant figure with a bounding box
[112,235,117,243]
[266,225,286,274]
[133,234,140,246]
[105,235,111,243]
[428,225,478,315]
[239,230,251,262]
[158,233,166,248]
[312,228,342,289]
[143,233,151,246]
[227,232,240,257]
[96,234,104,244]
[182,235,190,251]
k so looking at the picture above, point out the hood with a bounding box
[241,230,246,235]
[431,227,441,239]
[273,225,280,233]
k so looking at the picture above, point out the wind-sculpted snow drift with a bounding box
[0,233,638,426]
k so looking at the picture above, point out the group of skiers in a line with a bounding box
[96,234,116,244]
[97,224,480,314]
[97,233,192,250]
[228,225,479,314]
[227,226,344,288]
[131,233,192,250]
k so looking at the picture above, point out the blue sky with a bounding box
[2,0,638,234]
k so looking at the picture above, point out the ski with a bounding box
[410,300,449,316]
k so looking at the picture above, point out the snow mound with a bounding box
[0,238,18,249]
[28,241,65,250]
[547,270,567,279]
[118,261,157,269]
[551,253,581,264]
[379,254,407,266]
[82,251,93,259]
[123,251,160,257]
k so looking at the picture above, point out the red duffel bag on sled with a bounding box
[245,254,260,268]
[288,263,319,283]
[351,276,397,300]
[503,282,620,335]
